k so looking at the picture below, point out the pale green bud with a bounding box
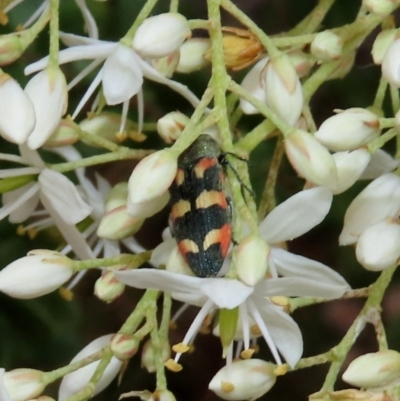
[94,271,125,302]
[110,333,139,360]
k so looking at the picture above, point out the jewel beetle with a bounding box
[169,134,231,277]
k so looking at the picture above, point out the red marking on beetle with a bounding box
[175,168,185,186]
[178,239,199,255]
[194,157,218,179]
[203,224,231,257]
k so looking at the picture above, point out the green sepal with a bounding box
[219,307,239,355]
[0,175,37,194]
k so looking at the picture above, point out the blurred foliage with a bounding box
[0,0,397,401]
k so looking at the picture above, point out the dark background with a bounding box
[1,0,399,400]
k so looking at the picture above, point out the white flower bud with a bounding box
[80,112,135,145]
[166,244,195,276]
[287,50,315,78]
[94,271,125,302]
[127,191,170,219]
[2,368,45,401]
[361,149,399,179]
[363,0,395,15]
[128,150,177,204]
[332,149,371,194]
[133,13,191,59]
[120,390,176,401]
[263,53,303,126]
[382,38,400,87]
[208,359,276,401]
[25,67,68,150]
[176,38,210,73]
[315,108,380,152]
[141,340,170,373]
[0,72,35,144]
[339,173,400,245]
[236,235,270,286]
[59,334,122,400]
[285,130,338,188]
[356,220,400,271]
[343,350,400,388]
[110,333,139,360]
[44,118,80,147]
[239,57,269,115]
[150,50,180,78]
[157,111,190,144]
[372,29,400,65]
[311,31,343,62]
[0,251,74,299]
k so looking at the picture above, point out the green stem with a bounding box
[170,0,179,12]
[79,128,123,152]
[49,148,154,173]
[235,119,276,154]
[390,84,400,115]
[188,19,209,30]
[257,137,284,221]
[373,77,388,110]
[293,350,334,370]
[122,0,160,44]
[322,267,396,391]
[368,127,397,153]
[74,252,151,271]
[48,0,59,69]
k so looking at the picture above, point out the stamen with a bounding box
[0,183,39,220]
[137,88,144,134]
[119,99,129,134]
[239,302,250,350]
[22,0,47,29]
[67,58,103,91]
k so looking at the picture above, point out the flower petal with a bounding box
[270,247,349,288]
[0,369,11,401]
[59,31,106,46]
[256,276,348,299]
[73,0,99,39]
[199,278,254,309]
[260,187,333,243]
[39,169,92,225]
[102,44,143,105]
[361,149,399,179]
[254,301,303,368]
[150,238,176,267]
[114,269,202,294]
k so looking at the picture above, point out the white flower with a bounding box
[0,250,75,299]
[25,33,201,132]
[176,38,210,73]
[310,31,343,62]
[209,359,276,401]
[382,38,400,87]
[284,130,338,188]
[339,173,400,245]
[315,108,380,152]
[0,72,35,145]
[372,29,400,65]
[360,149,399,179]
[132,13,191,59]
[59,334,122,400]
[0,369,10,401]
[24,67,68,149]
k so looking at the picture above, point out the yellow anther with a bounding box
[274,364,288,376]
[241,348,255,359]
[172,343,190,353]
[164,359,182,372]
[221,381,235,393]
[59,287,74,301]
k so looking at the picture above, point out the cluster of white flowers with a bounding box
[0,0,399,400]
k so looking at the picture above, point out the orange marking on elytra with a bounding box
[194,157,218,179]
[171,200,191,220]
[195,190,227,210]
[175,168,185,186]
[178,239,199,255]
[203,224,231,256]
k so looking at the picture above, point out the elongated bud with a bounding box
[44,117,80,147]
[157,111,190,144]
[94,271,125,302]
[0,34,25,66]
[80,112,134,145]
[208,359,276,401]
[339,173,400,245]
[59,334,122,400]
[356,219,400,271]
[176,38,210,73]
[141,339,170,373]
[133,13,191,59]
[315,108,380,152]
[0,250,74,299]
[287,50,315,78]
[110,333,139,360]
[263,53,303,126]
[2,369,45,401]
[332,149,371,194]
[25,67,68,149]
[309,389,385,401]
[236,235,270,286]
[310,31,343,62]
[127,191,170,219]
[128,149,177,204]
[285,130,337,188]
[363,0,395,15]
[239,57,269,115]
[361,149,399,179]
[0,71,35,144]
[343,350,400,388]
[150,50,180,78]
[372,29,400,65]
[382,38,400,87]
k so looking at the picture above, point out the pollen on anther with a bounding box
[241,348,255,359]
[274,364,288,376]
[250,324,261,336]
[172,343,190,353]
[165,358,183,372]
[221,381,235,393]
